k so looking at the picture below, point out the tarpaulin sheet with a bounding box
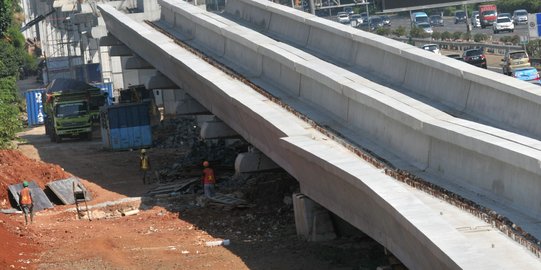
[8,181,53,211]
[46,177,91,205]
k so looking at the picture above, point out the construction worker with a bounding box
[18,181,34,225]
[201,161,216,198]
[140,149,151,184]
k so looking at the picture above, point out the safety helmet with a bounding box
[203,161,209,167]
[140,149,146,154]
[23,181,29,187]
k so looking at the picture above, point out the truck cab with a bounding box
[411,12,429,25]
[43,79,106,143]
[479,4,497,28]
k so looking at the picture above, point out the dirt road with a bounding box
[0,124,388,270]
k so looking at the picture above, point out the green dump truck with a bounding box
[43,79,106,143]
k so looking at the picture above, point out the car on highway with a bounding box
[337,12,350,24]
[343,7,354,15]
[501,50,530,75]
[381,15,391,26]
[454,10,467,24]
[471,12,480,28]
[368,16,384,31]
[493,16,514,34]
[511,67,540,83]
[421,44,441,55]
[429,15,444,27]
[416,22,433,34]
[349,14,363,27]
[462,48,487,69]
[498,12,512,19]
[360,12,368,22]
[512,9,528,24]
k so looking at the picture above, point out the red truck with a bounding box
[479,4,497,28]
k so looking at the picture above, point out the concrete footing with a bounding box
[145,73,177,89]
[234,147,279,173]
[292,193,336,242]
[109,45,133,56]
[200,120,238,139]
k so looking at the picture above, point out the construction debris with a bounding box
[145,177,199,197]
[46,177,91,205]
[8,181,53,211]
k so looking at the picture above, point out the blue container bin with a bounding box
[92,82,114,105]
[25,88,46,127]
[100,102,152,150]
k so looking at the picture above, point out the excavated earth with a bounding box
[0,124,390,270]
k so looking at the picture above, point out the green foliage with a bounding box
[473,33,489,42]
[392,26,406,37]
[375,27,391,36]
[441,31,452,40]
[526,39,541,58]
[431,31,441,40]
[461,32,472,41]
[0,76,21,148]
[452,31,462,40]
[495,0,541,13]
[499,35,521,45]
[410,27,430,38]
[0,0,13,38]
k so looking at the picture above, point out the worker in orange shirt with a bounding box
[201,161,216,198]
[18,181,34,225]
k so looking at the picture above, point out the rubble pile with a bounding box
[153,117,200,149]
[152,117,250,184]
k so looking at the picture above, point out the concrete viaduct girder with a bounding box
[97,3,541,269]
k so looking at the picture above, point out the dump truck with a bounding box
[43,78,106,142]
[479,4,497,28]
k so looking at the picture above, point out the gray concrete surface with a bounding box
[97,4,541,269]
[224,0,541,142]
[157,0,541,223]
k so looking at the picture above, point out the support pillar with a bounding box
[200,120,238,139]
[292,193,336,241]
[234,147,279,173]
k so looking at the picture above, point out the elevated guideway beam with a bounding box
[223,0,541,142]
[98,4,541,269]
[157,0,541,234]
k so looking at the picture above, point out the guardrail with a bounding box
[393,37,522,55]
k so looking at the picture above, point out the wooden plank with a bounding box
[46,177,91,205]
[8,181,54,211]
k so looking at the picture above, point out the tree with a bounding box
[0,76,21,148]
[0,0,13,38]
[431,31,441,41]
[392,26,406,37]
[526,39,541,58]
[441,31,451,41]
[452,31,462,41]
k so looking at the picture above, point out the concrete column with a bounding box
[145,72,177,89]
[234,147,279,173]
[292,193,336,241]
[200,120,238,139]
[162,89,209,115]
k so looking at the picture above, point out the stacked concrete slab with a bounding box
[97,4,541,269]
[224,0,541,141]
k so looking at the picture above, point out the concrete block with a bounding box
[145,72,178,89]
[310,208,336,242]
[100,35,123,46]
[200,120,238,139]
[234,150,279,173]
[109,45,132,56]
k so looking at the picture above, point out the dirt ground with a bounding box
[0,124,389,270]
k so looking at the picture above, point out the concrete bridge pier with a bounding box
[234,146,279,173]
[292,193,336,242]
[200,119,239,139]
